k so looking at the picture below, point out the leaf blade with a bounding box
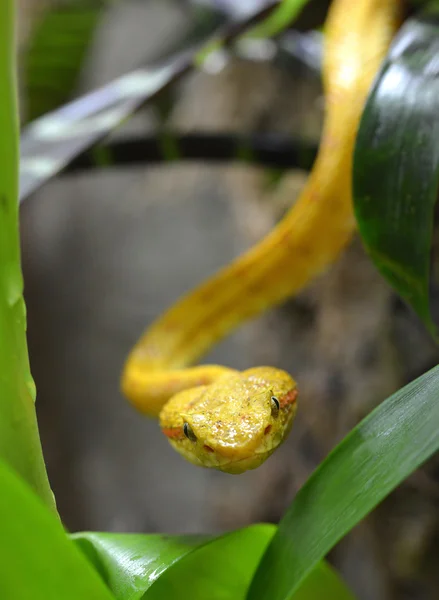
[24,2,105,121]
[248,365,439,600]
[0,459,114,599]
[353,13,439,337]
[143,525,354,600]
[72,531,210,600]
[0,0,55,511]
[73,526,353,600]
[248,0,311,38]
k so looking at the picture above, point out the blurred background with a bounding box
[15,1,439,599]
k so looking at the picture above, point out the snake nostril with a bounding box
[203,444,214,453]
[264,425,272,435]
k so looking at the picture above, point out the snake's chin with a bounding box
[216,450,276,474]
[169,439,279,474]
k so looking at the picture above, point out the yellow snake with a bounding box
[121,0,401,474]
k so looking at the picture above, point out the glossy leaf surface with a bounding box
[354,13,439,337]
[249,365,439,600]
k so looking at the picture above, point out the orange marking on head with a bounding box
[162,427,184,440]
[279,389,298,409]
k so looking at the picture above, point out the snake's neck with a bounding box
[128,117,355,372]
[127,0,401,373]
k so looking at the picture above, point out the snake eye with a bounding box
[271,396,280,417]
[183,422,197,442]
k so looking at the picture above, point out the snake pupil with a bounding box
[183,422,197,442]
[271,396,280,417]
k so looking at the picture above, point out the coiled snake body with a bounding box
[121,0,401,473]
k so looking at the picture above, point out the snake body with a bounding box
[121,0,401,473]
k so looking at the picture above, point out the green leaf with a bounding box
[72,531,209,599]
[292,563,355,600]
[249,0,312,39]
[147,525,354,600]
[0,0,55,510]
[24,1,106,121]
[248,365,439,600]
[0,459,114,599]
[73,526,353,600]
[353,13,439,338]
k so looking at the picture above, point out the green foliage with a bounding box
[0,0,55,511]
[73,531,209,599]
[0,457,352,600]
[249,0,312,39]
[353,12,439,338]
[143,526,354,600]
[73,527,354,600]
[0,459,113,599]
[249,365,439,600]
[3,2,439,599]
[24,1,107,121]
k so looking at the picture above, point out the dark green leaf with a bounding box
[248,365,439,600]
[353,13,439,337]
[0,459,114,599]
[24,1,106,121]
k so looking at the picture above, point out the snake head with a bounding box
[160,367,297,474]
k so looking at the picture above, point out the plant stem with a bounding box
[0,0,57,514]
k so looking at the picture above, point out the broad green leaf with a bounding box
[147,525,354,600]
[0,0,55,510]
[73,526,353,600]
[0,459,114,599]
[353,12,439,338]
[72,531,209,599]
[24,1,106,121]
[248,365,439,600]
